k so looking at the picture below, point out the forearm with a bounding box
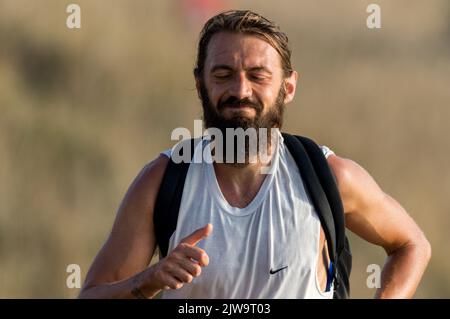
[375,240,431,299]
[78,266,161,299]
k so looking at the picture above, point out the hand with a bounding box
[145,224,213,292]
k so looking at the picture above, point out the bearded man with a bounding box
[79,10,430,299]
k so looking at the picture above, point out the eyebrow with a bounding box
[246,66,272,74]
[210,65,272,74]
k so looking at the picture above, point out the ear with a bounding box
[283,70,299,105]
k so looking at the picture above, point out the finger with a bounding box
[180,223,213,246]
[177,257,203,277]
[168,265,194,284]
[161,273,184,290]
[177,244,209,266]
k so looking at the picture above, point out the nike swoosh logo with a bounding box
[269,266,288,274]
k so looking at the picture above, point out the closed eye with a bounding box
[211,65,234,80]
[249,74,266,81]
[248,73,270,82]
[213,72,232,80]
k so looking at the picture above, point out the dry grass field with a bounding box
[0,0,449,298]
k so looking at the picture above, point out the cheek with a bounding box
[257,87,279,109]
[206,84,225,105]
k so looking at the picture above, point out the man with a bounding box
[79,10,431,299]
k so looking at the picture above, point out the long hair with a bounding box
[194,10,293,79]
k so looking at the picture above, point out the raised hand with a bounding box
[147,224,213,291]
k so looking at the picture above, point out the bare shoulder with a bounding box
[126,154,170,208]
[114,154,170,223]
[136,154,170,189]
[326,154,384,215]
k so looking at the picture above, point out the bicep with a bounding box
[83,155,169,287]
[328,155,424,255]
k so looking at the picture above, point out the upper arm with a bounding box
[82,154,170,288]
[327,154,428,255]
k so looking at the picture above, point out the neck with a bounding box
[212,132,278,208]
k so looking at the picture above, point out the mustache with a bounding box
[217,96,262,111]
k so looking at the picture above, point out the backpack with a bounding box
[153,132,352,299]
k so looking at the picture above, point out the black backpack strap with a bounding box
[295,136,346,257]
[282,133,338,268]
[283,133,351,297]
[153,138,196,257]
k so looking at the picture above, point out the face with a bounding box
[197,32,298,132]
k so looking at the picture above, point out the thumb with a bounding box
[181,223,213,246]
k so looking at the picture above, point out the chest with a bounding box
[166,151,326,297]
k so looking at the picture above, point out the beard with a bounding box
[198,80,286,165]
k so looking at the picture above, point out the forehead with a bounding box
[204,32,282,71]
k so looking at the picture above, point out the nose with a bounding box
[228,72,252,100]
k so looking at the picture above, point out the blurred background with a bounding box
[0,0,449,298]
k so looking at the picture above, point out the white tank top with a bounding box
[159,131,335,299]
